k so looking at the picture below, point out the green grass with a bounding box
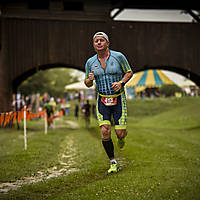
[0,97,200,200]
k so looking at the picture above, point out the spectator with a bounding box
[44,97,56,128]
[83,100,91,128]
[12,93,25,129]
[74,103,79,119]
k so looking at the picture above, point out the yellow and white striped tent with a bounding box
[126,69,174,92]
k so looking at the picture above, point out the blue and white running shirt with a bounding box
[85,50,132,96]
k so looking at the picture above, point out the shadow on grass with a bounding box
[27,128,42,132]
[87,127,101,140]
[185,126,200,131]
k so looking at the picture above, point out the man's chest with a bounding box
[91,59,122,76]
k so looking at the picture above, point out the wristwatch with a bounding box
[119,81,125,87]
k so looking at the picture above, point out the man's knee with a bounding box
[115,129,127,139]
[101,125,111,139]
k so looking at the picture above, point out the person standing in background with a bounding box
[83,100,91,128]
[12,93,25,130]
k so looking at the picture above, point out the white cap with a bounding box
[93,32,109,42]
[16,93,21,100]
[50,97,54,102]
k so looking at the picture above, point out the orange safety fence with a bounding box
[0,108,49,128]
[46,111,63,123]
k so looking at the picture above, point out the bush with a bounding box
[159,84,182,97]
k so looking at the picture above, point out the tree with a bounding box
[159,84,182,97]
[18,68,79,97]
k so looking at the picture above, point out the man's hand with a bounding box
[112,82,122,92]
[84,71,94,88]
[111,70,133,92]
[88,71,94,81]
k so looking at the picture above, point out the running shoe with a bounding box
[107,163,119,174]
[117,138,125,149]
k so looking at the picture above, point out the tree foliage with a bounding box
[159,84,182,97]
[18,68,80,97]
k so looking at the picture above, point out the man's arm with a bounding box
[112,70,133,92]
[121,70,133,84]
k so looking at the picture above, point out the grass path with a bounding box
[0,97,200,200]
[0,121,79,193]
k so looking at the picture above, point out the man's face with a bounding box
[93,36,109,51]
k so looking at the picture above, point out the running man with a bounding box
[84,32,133,173]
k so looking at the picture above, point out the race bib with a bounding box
[101,97,117,106]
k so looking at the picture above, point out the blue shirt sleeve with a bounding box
[119,53,132,73]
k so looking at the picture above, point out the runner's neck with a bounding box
[97,49,110,60]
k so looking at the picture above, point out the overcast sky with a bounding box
[111,9,194,22]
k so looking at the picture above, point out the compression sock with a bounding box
[102,138,115,160]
